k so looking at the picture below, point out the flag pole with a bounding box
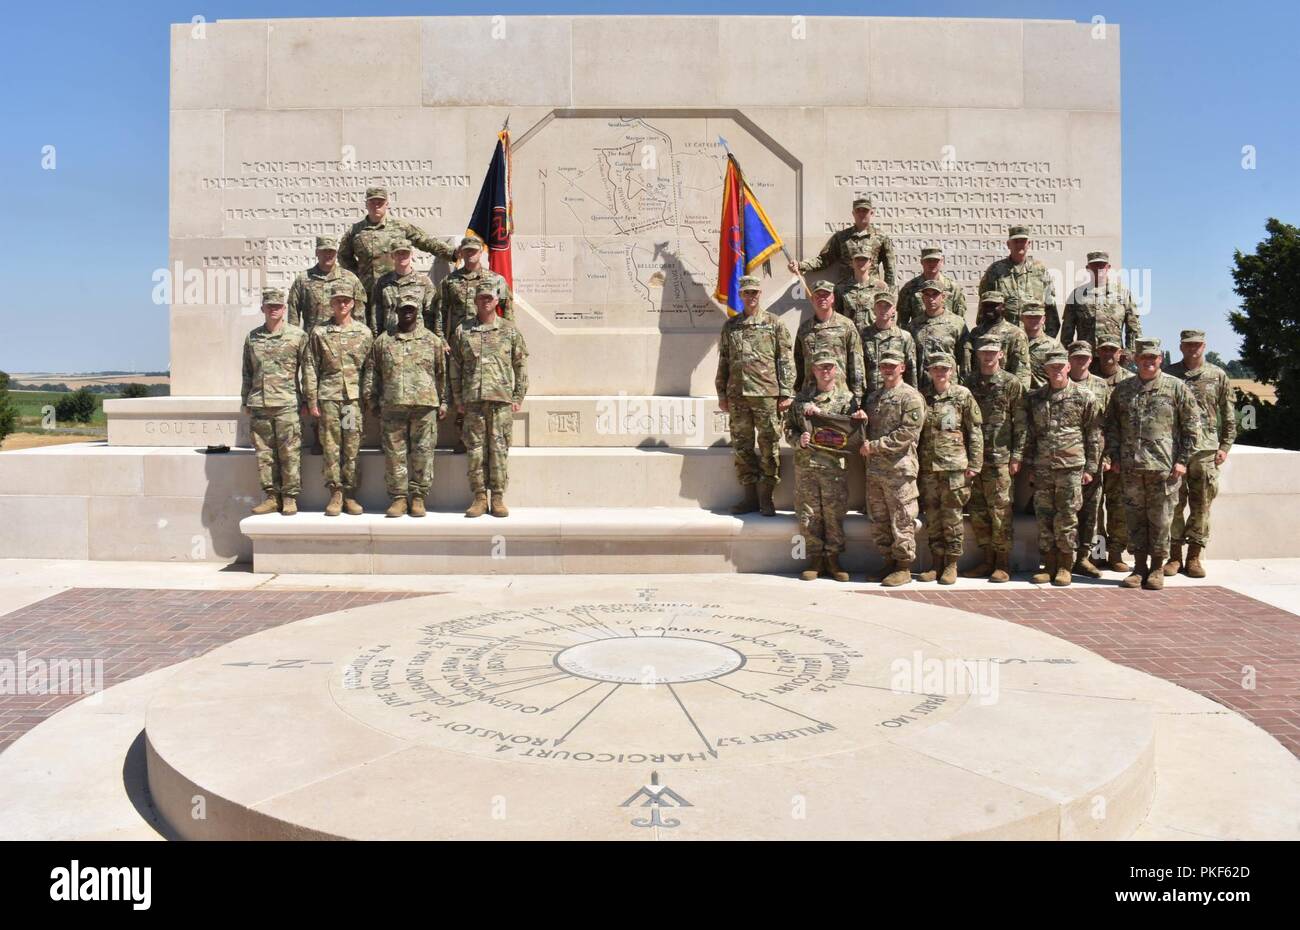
[718,136,808,297]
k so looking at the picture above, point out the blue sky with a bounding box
[2,0,1296,373]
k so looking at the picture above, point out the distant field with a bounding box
[10,390,109,426]
[1,432,102,452]
[1232,379,1277,403]
[8,373,169,389]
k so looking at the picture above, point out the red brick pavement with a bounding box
[0,588,428,752]
[863,585,1300,757]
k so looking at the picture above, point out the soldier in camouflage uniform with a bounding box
[978,225,1060,337]
[1061,251,1141,367]
[961,335,1026,582]
[1164,330,1236,579]
[917,355,983,584]
[896,246,967,331]
[859,350,927,586]
[834,242,890,322]
[1094,338,1134,570]
[911,281,971,388]
[971,292,1030,389]
[791,195,896,287]
[786,354,864,582]
[1023,345,1104,586]
[716,275,796,517]
[241,288,309,516]
[1065,341,1112,577]
[304,282,374,517]
[369,239,439,337]
[858,290,917,395]
[1103,338,1200,590]
[363,293,449,518]
[1020,301,1060,390]
[450,283,529,518]
[440,235,514,336]
[339,185,457,298]
[793,280,865,404]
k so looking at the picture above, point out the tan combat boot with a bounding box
[757,481,777,517]
[799,557,824,581]
[730,484,759,515]
[490,493,509,518]
[1163,543,1183,577]
[918,549,945,582]
[1185,543,1206,578]
[385,497,408,518]
[251,494,279,516]
[280,497,298,516]
[1143,562,1165,590]
[1121,554,1146,589]
[961,547,994,578]
[938,556,958,586]
[1106,548,1131,573]
[1053,547,1074,586]
[1031,550,1056,585]
[866,558,894,584]
[409,496,426,518]
[343,496,364,516]
[990,551,1011,583]
[324,489,343,517]
[882,561,913,587]
[465,491,489,518]
[1074,549,1102,578]
[825,553,850,583]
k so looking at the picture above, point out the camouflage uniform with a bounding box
[241,311,309,498]
[834,276,891,322]
[896,271,967,331]
[859,319,918,395]
[1023,372,1104,561]
[1062,279,1141,361]
[793,304,865,403]
[786,381,858,560]
[800,223,896,287]
[1099,362,1135,557]
[364,324,448,500]
[450,311,529,494]
[971,297,1031,389]
[1025,331,1061,390]
[715,303,795,489]
[1067,367,1112,559]
[910,311,971,389]
[441,265,514,337]
[370,266,440,337]
[1103,346,1200,566]
[918,373,983,565]
[338,198,456,296]
[1167,354,1236,549]
[862,378,927,565]
[965,365,1026,558]
[979,255,1060,337]
[287,259,367,332]
[304,311,373,495]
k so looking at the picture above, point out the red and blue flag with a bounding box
[714,154,784,315]
[467,129,513,297]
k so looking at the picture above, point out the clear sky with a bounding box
[2,0,1296,373]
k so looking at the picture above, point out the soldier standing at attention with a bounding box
[369,239,438,337]
[363,293,448,518]
[1103,339,1200,590]
[1061,251,1141,365]
[859,350,927,586]
[787,354,864,582]
[858,290,917,396]
[339,186,457,299]
[833,241,890,321]
[971,292,1030,389]
[241,287,309,516]
[1094,338,1134,571]
[911,281,971,388]
[896,246,966,331]
[1164,330,1236,578]
[304,282,373,517]
[1020,301,1059,390]
[791,195,896,287]
[1065,341,1112,577]
[979,225,1060,337]
[716,275,795,517]
[440,235,514,336]
[451,284,529,518]
[962,335,1025,583]
[1023,346,1103,586]
[793,280,865,405]
[916,355,982,584]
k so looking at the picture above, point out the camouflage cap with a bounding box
[458,235,484,252]
[1135,338,1162,357]
[1044,346,1070,366]
[1067,340,1093,357]
[852,195,874,210]
[329,281,355,300]
[919,247,944,260]
[1179,329,1207,343]
[315,235,339,250]
[261,287,287,306]
[810,352,840,367]
[926,352,956,370]
[919,279,944,292]
[1020,302,1046,316]
[1007,225,1030,240]
[474,282,499,298]
[848,243,874,260]
[738,275,762,292]
[878,349,905,365]
[978,291,1006,305]
[1086,250,1110,265]
[872,290,896,306]
[976,335,1004,352]
[389,238,413,253]
[1096,336,1123,350]
[365,186,389,201]
[811,280,836,294]
[396,290,423,309]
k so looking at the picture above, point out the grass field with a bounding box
[9,373,169,389]
[10,390,110,426]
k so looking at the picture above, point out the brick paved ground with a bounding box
[0,588,426,751]
[863,585,1300,756]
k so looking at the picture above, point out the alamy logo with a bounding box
[49,861,151,910]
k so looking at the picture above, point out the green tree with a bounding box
[120,383,149,399]
[1229,218,1300,449]
[54,388,97,425]
[0,371,17,444]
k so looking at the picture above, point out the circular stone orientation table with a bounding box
[144,580,1159,840]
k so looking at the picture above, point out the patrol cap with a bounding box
[872,290,896,306]
[878,349,905,365]
[1067,340,1093,357]
[811,280,836,295]
[919,279,944,292]
[458,235,484,252]
[1135,338,1162,357]
[1179,329,1207,344]
[976,335,1004,353]
[852,195,874,210]
[474,282,499,297]
[315,235,339,250]
[1096,336,1123,350]
[738,275,762,292]
[1007,225,1031,240]
[919,247,944,261]
[926,353,956,370]
[1020,302,1046,317]
[365,186,389,201]
[811,352,840,367]
[848,241,874,259]
[396,290,423,309]
[978,291,1006,305]
[261,287,287,306]
[1043,346,1070,366]
[328,282,355,299]
[1086,250,1110,266]
[389,238,413,253]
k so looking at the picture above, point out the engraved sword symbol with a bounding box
[620,771,692,829]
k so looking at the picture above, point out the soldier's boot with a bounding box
[990,552,1011,584]
[343,495,364,516]
[280,497,298,516]
[1106,548,1131,573]
[799,557,824,582]
[730,484,760,515]
[324,489,343,517]
[938,557,958,586]
[1073,549,1103,578]
[825,553,850,583]
[1121,554,1147,589]
[757,482,777,517]
[1031,550,1056,585]
[1163,543,1183,577]
[1053,547,1074,587]
[962,547,995,578]
[866,558,894,584]
[465,492,489,519]
[881,561,913,587]
[409,496,426,518]
[251,494,279,516]
[490,493,509,518]
[918,549,944,583]
[1185,543,1206,578]
[1143,562,1165,590]
[385,497,408,518]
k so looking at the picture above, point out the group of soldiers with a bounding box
[240,186,527,520]
[720,198,1237,589]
